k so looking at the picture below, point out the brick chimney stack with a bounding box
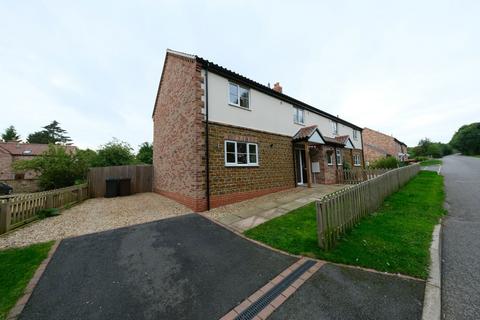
[273,82,283,93]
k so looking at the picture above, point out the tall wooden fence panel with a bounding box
[316,164,420,250]
[87,165,153,198]
[0,184,88,234]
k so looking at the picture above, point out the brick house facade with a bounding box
[152,50,364,211]
[362,128,408,165]
[0,142,76,193]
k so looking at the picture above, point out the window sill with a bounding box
[225,164,259,167]
[228,103,251,111]
[327,163,334,166]
[294,121,305,126]
[354,164,361,167]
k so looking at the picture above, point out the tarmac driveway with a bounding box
[19,214,296,320]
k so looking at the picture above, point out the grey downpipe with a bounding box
[205,63,211,210]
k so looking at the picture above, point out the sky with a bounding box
[1,0,479,150]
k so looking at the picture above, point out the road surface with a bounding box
[441,155,480,319]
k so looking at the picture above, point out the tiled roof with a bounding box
[0,142,76,156]
[323,137,345,146]
[334,135,350,144]
[292,125,318,141]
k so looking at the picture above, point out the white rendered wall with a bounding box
[206,71,363,149]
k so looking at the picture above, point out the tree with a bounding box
[93,139,137,167]
[136,142,153,164]
[26,131,51,144]
[1,125,20,141]
[27,120,72,144]
[13,145,85,190]
[450,123,480,155]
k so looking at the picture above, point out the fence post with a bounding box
[46,194,54,209]
[0,201,11,234]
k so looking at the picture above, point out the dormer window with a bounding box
[229,82,249,109]
[293,107,304,124]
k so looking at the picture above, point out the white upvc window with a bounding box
[225,140,258,166]
[353,129,359,140]
[331,121,338,135]
[327,151,334,165]
[293,107,305,124]
[336,149,342,165]
[353,154,361,166]
[228,82,250,109]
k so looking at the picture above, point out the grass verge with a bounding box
[0,242,53,320]
[245,171,445,279]
[420,159,442,166]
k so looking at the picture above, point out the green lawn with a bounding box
[0,242,53,320]
[420,159,442,166]
[245,171,445,279]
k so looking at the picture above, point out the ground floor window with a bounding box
[353,154,361,166]
[327,151,334,165]
[225,140,258,166]
[336,149,342,165]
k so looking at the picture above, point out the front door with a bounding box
[295,149,307,185]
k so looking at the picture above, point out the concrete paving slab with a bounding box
[230,215,268,231]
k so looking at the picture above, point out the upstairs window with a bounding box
[353,130,359,140]
[225,140,258,166]
[336,149,342,165]
[229,82,249,109]
[293,107,305,124]
[331,121,338,135]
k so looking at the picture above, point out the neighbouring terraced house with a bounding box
[362,128,408,166]
[152,49,365,211]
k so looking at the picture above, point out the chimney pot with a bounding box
[273,82,283,93]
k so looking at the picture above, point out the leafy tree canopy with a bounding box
[136,142,153,164]
[411,138,452,158]
[13,144,84,190]
[1,125,20,142]
[450,122,480,155]
[27,120,72,144]
[92,139,137,167]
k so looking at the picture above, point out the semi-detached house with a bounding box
[152,49,365,212]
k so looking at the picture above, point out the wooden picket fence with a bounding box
[337,168,390,184]
[316,164,420,250]
[0,184,88,234]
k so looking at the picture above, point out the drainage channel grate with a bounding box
[234,260,316,320]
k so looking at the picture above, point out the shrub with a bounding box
[370,157,400,169]
[37,208,60,219]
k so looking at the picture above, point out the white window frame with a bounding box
[353,130,358,140]
[327,151,334,165]
[293,107,305,125]
[353,154,361,166]
[228,82,250,109]
[331,121,338,135]
[224,140,259,167]
[336,149,342,165]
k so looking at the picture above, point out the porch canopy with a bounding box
[292,125,326,187]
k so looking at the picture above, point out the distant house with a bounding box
[362,128,408,165]
[152,49,364,211]
[0,142,76,192]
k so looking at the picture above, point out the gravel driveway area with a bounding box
[0,193,191,249]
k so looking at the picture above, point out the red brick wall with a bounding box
[0,151,13,180]
[208,122,295,207]
[152,53,207,211]
[362,128,406,164]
